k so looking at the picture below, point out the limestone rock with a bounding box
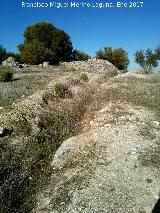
[2,57,17,68]
[42,62,49,67]
[62,58,118,72]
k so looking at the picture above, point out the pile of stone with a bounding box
[62,58,118,72]
[2,57,17,68]
[1,57,28,69]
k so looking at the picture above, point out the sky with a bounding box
[0,0,160,70]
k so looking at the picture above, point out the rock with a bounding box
[152,121,160,129]
[0,127,5,135]
[2,57,28,69]
[0,126,11,137]
[22,63,28,68]
[153,121,160,126]
[61,58,119,73]
[42,62,49,68]
[2,57,17,68]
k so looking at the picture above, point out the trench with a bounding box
[0,85,94,213]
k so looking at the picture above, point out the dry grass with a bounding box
[0,68,160,212]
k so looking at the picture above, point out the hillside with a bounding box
[0,63,160,212]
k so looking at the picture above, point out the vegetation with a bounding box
[135,46,160,73]
[104,69,118,78]
[155,45,160,60]
[0,45,7,64]
[0,110,75,212]
[96,47,129,70]
[0,69,13,82]
[97,69,118,83]
[0,44,20,64]
[77,50,91,61]
[80,73,89,82]
[54,83,72,98]
[0,84,91,212]
[18,22,73,65]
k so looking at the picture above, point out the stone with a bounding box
[61,58,119,73]
[42,62,49,67]
[152,121,160,129]
[153,121,160,126]
[2,57,16,68]
[0,126,11,137]
[0,127,5,135]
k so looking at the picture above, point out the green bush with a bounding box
[80,73,89,82]
[54,83,72,98]
[0,70,13,82]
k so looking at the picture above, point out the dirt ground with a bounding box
[0,66,160,213]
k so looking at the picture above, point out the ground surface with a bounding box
[0,66,160,213]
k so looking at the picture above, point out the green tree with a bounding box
[77,50,91,61]
[146,48,158,68]
[135,48,159,73]
[96,47,129,70]
[0,45,7,64]
[18,22,73,65]
[135,50,146,69]
[155,45,160,60]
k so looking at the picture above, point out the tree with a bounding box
[18,22,73,65]
[135,50,145,69]
[155,45,160,60]
[146,48,158,68]
[0,45,7,64]
[135,48,159,73]
[76,50,91,61]
[96,47,129,70]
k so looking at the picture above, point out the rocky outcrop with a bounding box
[62,58,118,72]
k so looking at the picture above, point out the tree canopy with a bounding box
[0,45,7,64]
[76,50,91,61]
[18,22,73,65]
[135,47,159,73]
[96,47,129,70]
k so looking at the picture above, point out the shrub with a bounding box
[54,83,72,98]
[104,69,118,78]
[0,70,13,82]
[80,73,89,82]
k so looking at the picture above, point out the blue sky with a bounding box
[0,0,160,70]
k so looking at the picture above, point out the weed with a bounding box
[0,69,13,82]
[80,73,89,82]
[138,146,160,170]
[54,83,72,98]
[104,69,118,78]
